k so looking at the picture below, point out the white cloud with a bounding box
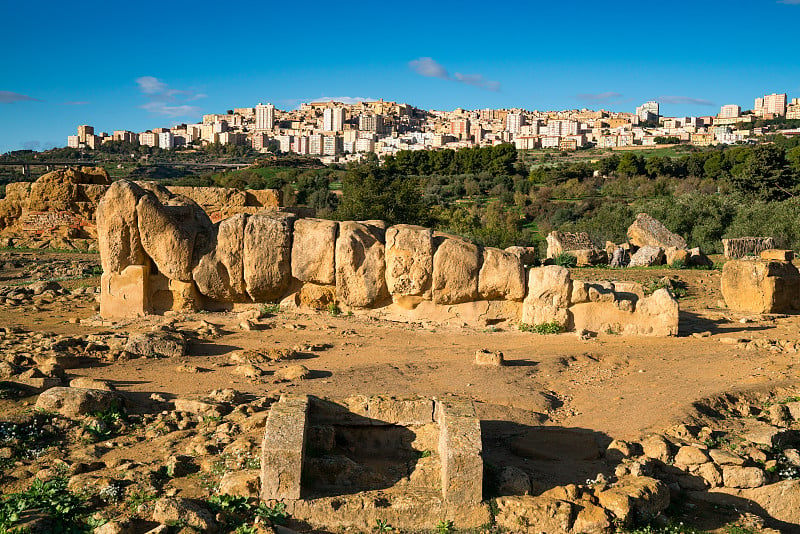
[140,101,201,118]
[408,57,501,92]
[0,91,42,103]
[309,96,376,105]
[656,95,715,106]
[136,76,168,94]
[136,76,204,117]
[409,57,449,79]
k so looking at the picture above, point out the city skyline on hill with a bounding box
[1,0,799,153]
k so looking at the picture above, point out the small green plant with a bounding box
[553,252,577,268]
[255,501,287,525]
[418,449,432,459]
[518,321,564,334]
[126,489,157,511]
[374,518,393,533]
[669,259,686,270]
[259,303,281,318]
[436,519,454,534]
[643,278,688,299]
[327,302,341,316]
[235,525,257,534]
[0,476,88,532]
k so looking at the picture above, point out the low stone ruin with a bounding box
[547,213,711,269]
[97,180,679,335]
[0,167,281,251]
[721,249,800,313]
[261,395,489,529]
[546,231,607,266]
[722,237,777,259]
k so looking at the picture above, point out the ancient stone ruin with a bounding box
[721,249,800,313]
[722,237,777,259]
[261,395,488,529]
[97,180,679,335]
[0,167,281,251]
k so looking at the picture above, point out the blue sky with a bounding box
[1,0,799,153]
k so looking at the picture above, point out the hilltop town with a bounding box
[66,93,800,164]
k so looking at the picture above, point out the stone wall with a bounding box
[722,237,776,259]
[97,179,679,336]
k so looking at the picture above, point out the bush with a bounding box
[553,252,577,268]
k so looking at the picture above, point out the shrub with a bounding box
[553,252,577,268]
[519,321,565,334]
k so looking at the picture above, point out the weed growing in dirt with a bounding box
[327,302,342,316]
[643,278,688,298]
[374,518,393,533]
[255,501,287,525]
[435,519,454,534]
[553,251,577,268]
[259,303,281,318]
[0,411,64,470]
[0,476,89,532]
[518,321,564,334]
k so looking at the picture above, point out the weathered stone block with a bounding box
[721,259,800,313]
[100,264,150,319]
[627,213,686,249]
[432,237,480,305]
[435,399,482,505]
[335,221,387,308]
[261,395,309,501]
[521,265,571,326]
[478,247,525,301]
[385,224,433,297]
[244,213,295,302]
[292,218,338,285]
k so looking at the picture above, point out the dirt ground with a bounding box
[3,252,796,443]
[3,251,800,531]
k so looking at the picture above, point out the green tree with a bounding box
[729,144,795,200]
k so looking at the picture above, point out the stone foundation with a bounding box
[259,395,490,529]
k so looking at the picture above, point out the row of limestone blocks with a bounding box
[97,180,679,335]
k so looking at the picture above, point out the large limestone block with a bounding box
[100,264,150,319]
[245,189,282,208]
[136,195,197,282]
[28,180,77,211]
[244,213,295,302]
[595,476,670,527]
[521,265,571,325]
[545,230,595,258]
[193,214,249,301]
[432,237,480,305]
[150,273,200,313]
[97,180,147,274]
[478,247,525,301]
[635,288,679,335]
[292,218,338,285]
[335,221,388,308]
[627,213,687,249]
[721,260,800,313]
[35,387,121,418]
[385,224,433,297]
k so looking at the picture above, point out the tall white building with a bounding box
[506,113,525,134]
[636,101,660,122]
[754,93,787,117]
[158,132,174,149]
[255,103,275,131]
[719,104,741,118]
[323,107,345,132]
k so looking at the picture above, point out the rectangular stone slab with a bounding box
[261,395,309,500]
[435,399,483,505]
